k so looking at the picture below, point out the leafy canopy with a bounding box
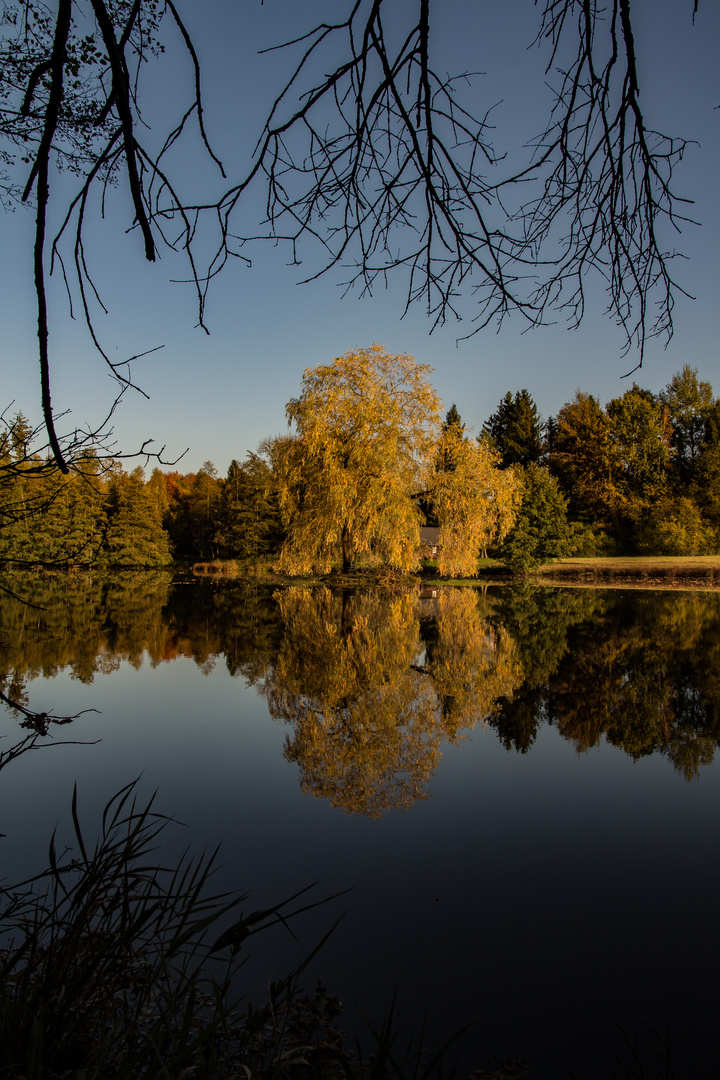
[431,428,521,574]
[273,345,442,574]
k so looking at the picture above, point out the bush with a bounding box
[636,497,716,555]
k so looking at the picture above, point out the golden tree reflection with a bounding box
[264,588,440,817]
[424,589,522,738]
[264,587,523,817]
[4,574,719,798]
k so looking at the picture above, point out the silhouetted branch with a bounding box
[0,1,706,465]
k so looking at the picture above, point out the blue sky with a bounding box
[3,0,719,474]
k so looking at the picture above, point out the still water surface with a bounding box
[2,573,720,1078]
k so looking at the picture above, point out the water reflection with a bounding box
[263,587,520,816]
[2,574,720,810]
[490,587,720,781]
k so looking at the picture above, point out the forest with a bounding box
[1,361,718,572]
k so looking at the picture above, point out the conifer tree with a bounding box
[103,468,171,566]
[500,466,574,574]
[215,454,283,560]
[483,390,542,467]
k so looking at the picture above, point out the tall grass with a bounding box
[0,781,346,1079]
[0,781,492,1080]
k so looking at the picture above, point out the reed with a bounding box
[0,781,486,1080]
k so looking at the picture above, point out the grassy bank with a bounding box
[187,555,720,589]
[535,555,720,586]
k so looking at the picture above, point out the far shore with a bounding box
[188,554,720,590]
[528,554,720,589]
[3,555,720,591]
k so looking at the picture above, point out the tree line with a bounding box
[484,364,720,568]
[1,355,718,571]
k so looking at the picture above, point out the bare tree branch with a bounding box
[0,1,708,465]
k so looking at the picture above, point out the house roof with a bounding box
[419,527,441,545]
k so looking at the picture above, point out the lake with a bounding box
[2,572,719,1078]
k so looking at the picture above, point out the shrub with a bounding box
[636,497,716,555]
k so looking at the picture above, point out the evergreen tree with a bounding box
[483,390,541,467]
[215,454,284,560]
[103,468,171,566]
[33,453,108,564]
[443,404,464,435]
[0,413,43,561]
[0,414,109,565]
[500,465,575,574]
[162,471,196,560]
[436,405,466,475]
[180,464,222,560]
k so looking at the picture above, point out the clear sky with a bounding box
[3,0,719,475]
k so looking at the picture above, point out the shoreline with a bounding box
[2,555,720,591]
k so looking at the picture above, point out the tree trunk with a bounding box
[341,523,354,572]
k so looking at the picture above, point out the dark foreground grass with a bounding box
[0,781,525,1080]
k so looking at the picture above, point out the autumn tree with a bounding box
[550,391,622,530]
[605,384,671,526]
[271,346,442,574]
[430,428,521,575]
[637,496,714,556]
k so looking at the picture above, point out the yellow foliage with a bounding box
[270,345,442,573]
[431,433,522,575]
[429,589,523,736]
[263,586,524,817]
[265,587,441,817]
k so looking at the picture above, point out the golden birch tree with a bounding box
[430,430,522,576]
[271,345,442,574]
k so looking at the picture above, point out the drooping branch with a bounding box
[205,0,698,357]
[89,0,155,262]
[0,0,706,468]
[22,0,73,473]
